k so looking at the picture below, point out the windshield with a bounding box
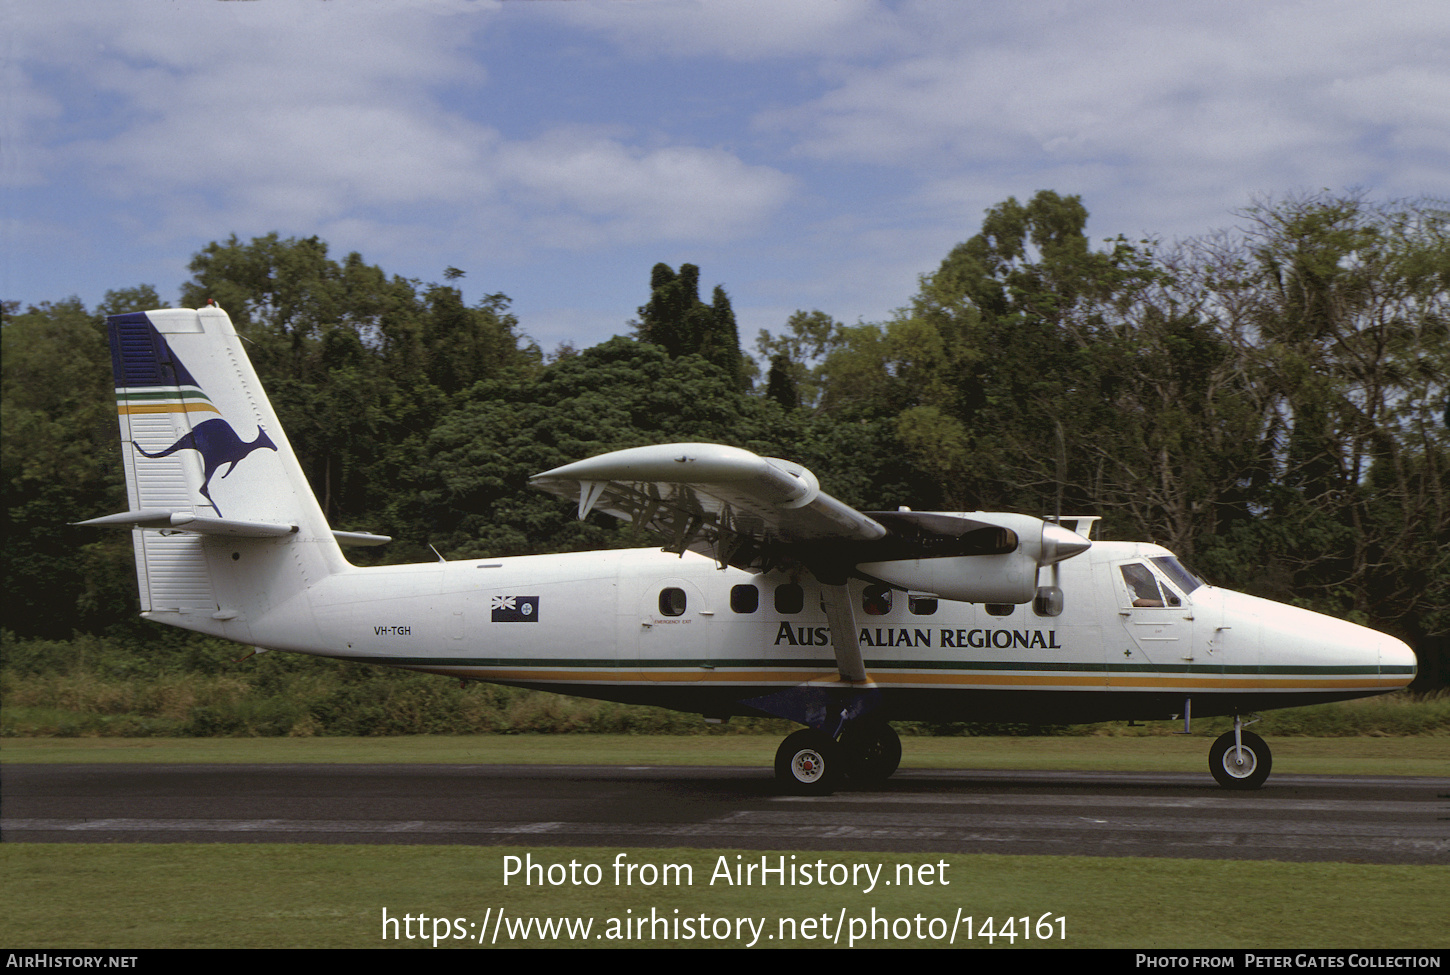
[1150,556,1206,595]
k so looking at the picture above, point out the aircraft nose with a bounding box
[1379,635,1418,686]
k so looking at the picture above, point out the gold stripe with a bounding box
[870,671,1102,687]
[1109,676,1408,690]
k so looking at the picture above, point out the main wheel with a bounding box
[775,729,842,795]
[839,721,902,785]
[1209,730,1271,790]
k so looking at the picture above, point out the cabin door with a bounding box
[1108,560,1191,675]
[631,576,712,681]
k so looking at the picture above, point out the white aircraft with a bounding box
[81,306,1418,793]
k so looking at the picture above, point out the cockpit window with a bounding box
[1150,556,1205,595]
[1120,563,1181,608]
[1121,563,1165,606]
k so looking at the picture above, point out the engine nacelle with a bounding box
[857,513,1088,603]
[860,552,1039,603]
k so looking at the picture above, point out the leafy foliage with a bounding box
[634,262,746,387]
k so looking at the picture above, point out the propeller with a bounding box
[1035,420,1087,614]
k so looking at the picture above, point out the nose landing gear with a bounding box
[1209,716,1272,790]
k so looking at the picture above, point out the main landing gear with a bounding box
[1209,716,1272,790]
[774,721,901,795]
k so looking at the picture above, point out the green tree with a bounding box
[2,298,134,636]
[396,338,757,557]
[764,353,799,410]
[1216,194,1449,657]
[635,263,746,387]
[181,233,529,528]
[809,191,1170,513]
[755,309,844,410]
[98,285,164,316]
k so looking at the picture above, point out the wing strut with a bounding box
[819,580,868,683]
[577,480,609,519]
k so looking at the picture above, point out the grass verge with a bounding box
[4,733,1448,778]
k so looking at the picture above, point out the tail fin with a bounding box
[81,306,350,638]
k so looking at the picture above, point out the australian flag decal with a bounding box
[491,595,539,623]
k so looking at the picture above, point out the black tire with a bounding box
[1209,730,1272,790]
[775,729,841,795]
[839,721,902,784]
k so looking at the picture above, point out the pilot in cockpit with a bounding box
[1121,562,1170,607]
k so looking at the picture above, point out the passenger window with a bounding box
[659,587,687,617]
[908,595,938,616]
[730,584,759,614]
[863,585,892,616]
[985,603,1013,617]
[774,583,804,615]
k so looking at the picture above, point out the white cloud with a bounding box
[494,130,795,247]
[749,1,1449,243]
[541,0,895,61]
[828,6,1436,148]
[9,0,796,276]
[7,0,1445,347]
[16,2,497,202]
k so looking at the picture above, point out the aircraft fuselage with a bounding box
[159,538,1414,727]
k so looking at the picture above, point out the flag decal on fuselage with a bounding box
[491,595,540,622]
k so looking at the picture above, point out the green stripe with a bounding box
[115,387,212,402]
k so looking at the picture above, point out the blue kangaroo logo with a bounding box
[134,418,277,516]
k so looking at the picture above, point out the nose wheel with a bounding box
[1209,728,1271,789]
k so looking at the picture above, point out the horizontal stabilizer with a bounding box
[331,530,392,548]
[76,509,298,538]
[77,509,388,546]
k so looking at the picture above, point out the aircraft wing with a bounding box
[532,442,1091,684]
[530,443,886,570]
[533,443,891,683]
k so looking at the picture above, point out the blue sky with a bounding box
[6,0,1447,356]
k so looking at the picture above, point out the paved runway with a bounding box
[3,764,1447,864]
